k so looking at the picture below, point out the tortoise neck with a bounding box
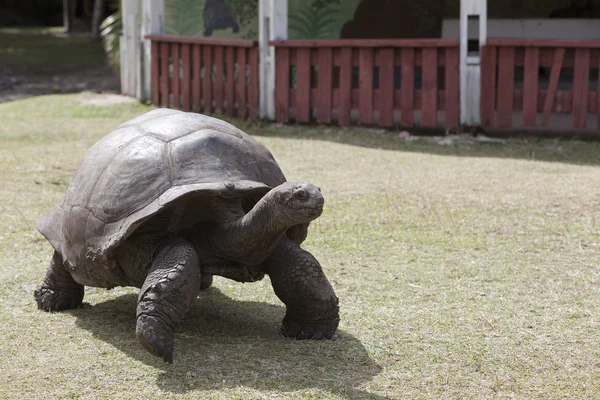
[208,193,288,266]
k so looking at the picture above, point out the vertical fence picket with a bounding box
[358,48,374,125]
[421,47,438,127]
[296,48,311,123]
[202,45,213,113]
[444,46,459,128]
[151,41,159,106]
[496,47,515,128]
[248,47,259,120]
[236,48,247,119]
[181,43,191,112]
[275,48,290,122]
[160,42,169,108]
[192,44,202,113]
[597,55,600,129]
[171,43,180,109]
[400,48,415,126]
[214,46,224,112]
[572,48,590,129]
[379,48,394,127]
[480,45,496,127]
[541,48,564,126]
[523,47,539,126]
[317,47,333,124]
[226,47,236,117]
[339,48,353,126]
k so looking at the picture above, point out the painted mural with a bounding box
[164,0,258,39]
[163,0,600,40]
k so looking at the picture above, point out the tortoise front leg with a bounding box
[136,237,202,363]
[263,237,340,340]
[34,251,85,312]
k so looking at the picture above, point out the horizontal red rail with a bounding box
[269,39,459,48]
[486,38,600,49]
[146,34,257,47]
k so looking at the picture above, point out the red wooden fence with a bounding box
[146,35,259,120]
[481,38,600,130]
[269,39,460,128]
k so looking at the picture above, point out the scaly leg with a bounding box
[263,237,339,340]
[34,251,85,312]
[136,237,202,363]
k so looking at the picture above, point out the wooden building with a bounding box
[121,0,600,133]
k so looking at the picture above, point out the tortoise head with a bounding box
[270,182,324,225]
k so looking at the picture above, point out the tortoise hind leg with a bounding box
[136,237,202,364]
[34,251,85,312]
[263,237,340,340]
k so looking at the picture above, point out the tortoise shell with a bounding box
[37,109,287,270]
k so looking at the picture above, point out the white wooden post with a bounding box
[140,0,164,102]
[120,0,140,98]
[259,0,287,120]
[459,0,487,126]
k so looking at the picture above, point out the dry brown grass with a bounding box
[1,93,600,399]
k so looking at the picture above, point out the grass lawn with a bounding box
[1,93,600,399]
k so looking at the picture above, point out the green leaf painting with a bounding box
[165,0,205,36]
[163,0,360,40]
[288,0,361,40]
[164,0,258,39]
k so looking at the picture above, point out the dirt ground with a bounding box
[0,66,120,104]
[0,30,122,104]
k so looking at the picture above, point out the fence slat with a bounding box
[316,48,333,124]
[275,48,290,122]
[296,48,311,123]
[236,47,247,119]
[358,48,374,125]
[496,47,515,128]
[202,45,213,113]
[248,47,259,120]
[541,48,565,126]
[572,48,590,129]
[401,48,415,126]
[171,43,180,109]
[523,47,539,126]
[160,42,169,108]
[192,44,202,113]
[480,45,496,127]
[444,47,459,128]
[151,41,159,106]
[339,48,353,126]
[379,48,394,127]
[214,46,224,112]
[421,48,438,127]
[181,44,191,112]
[226,46,236,117]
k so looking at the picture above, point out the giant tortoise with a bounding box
[34,108,340,363]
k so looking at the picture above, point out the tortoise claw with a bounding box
[136,315,175,364]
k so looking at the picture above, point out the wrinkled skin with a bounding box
[34,182,339,363]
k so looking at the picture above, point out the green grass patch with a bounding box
[1,94,600,399]
[0,30,107,75]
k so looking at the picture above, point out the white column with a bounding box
[259,0,287,120]
[120,0,140,98]
[140,0,164,102]
[459,0,487,125]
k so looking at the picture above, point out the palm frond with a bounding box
[100,9,122,73]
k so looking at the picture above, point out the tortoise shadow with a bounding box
[70,287,385,399]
